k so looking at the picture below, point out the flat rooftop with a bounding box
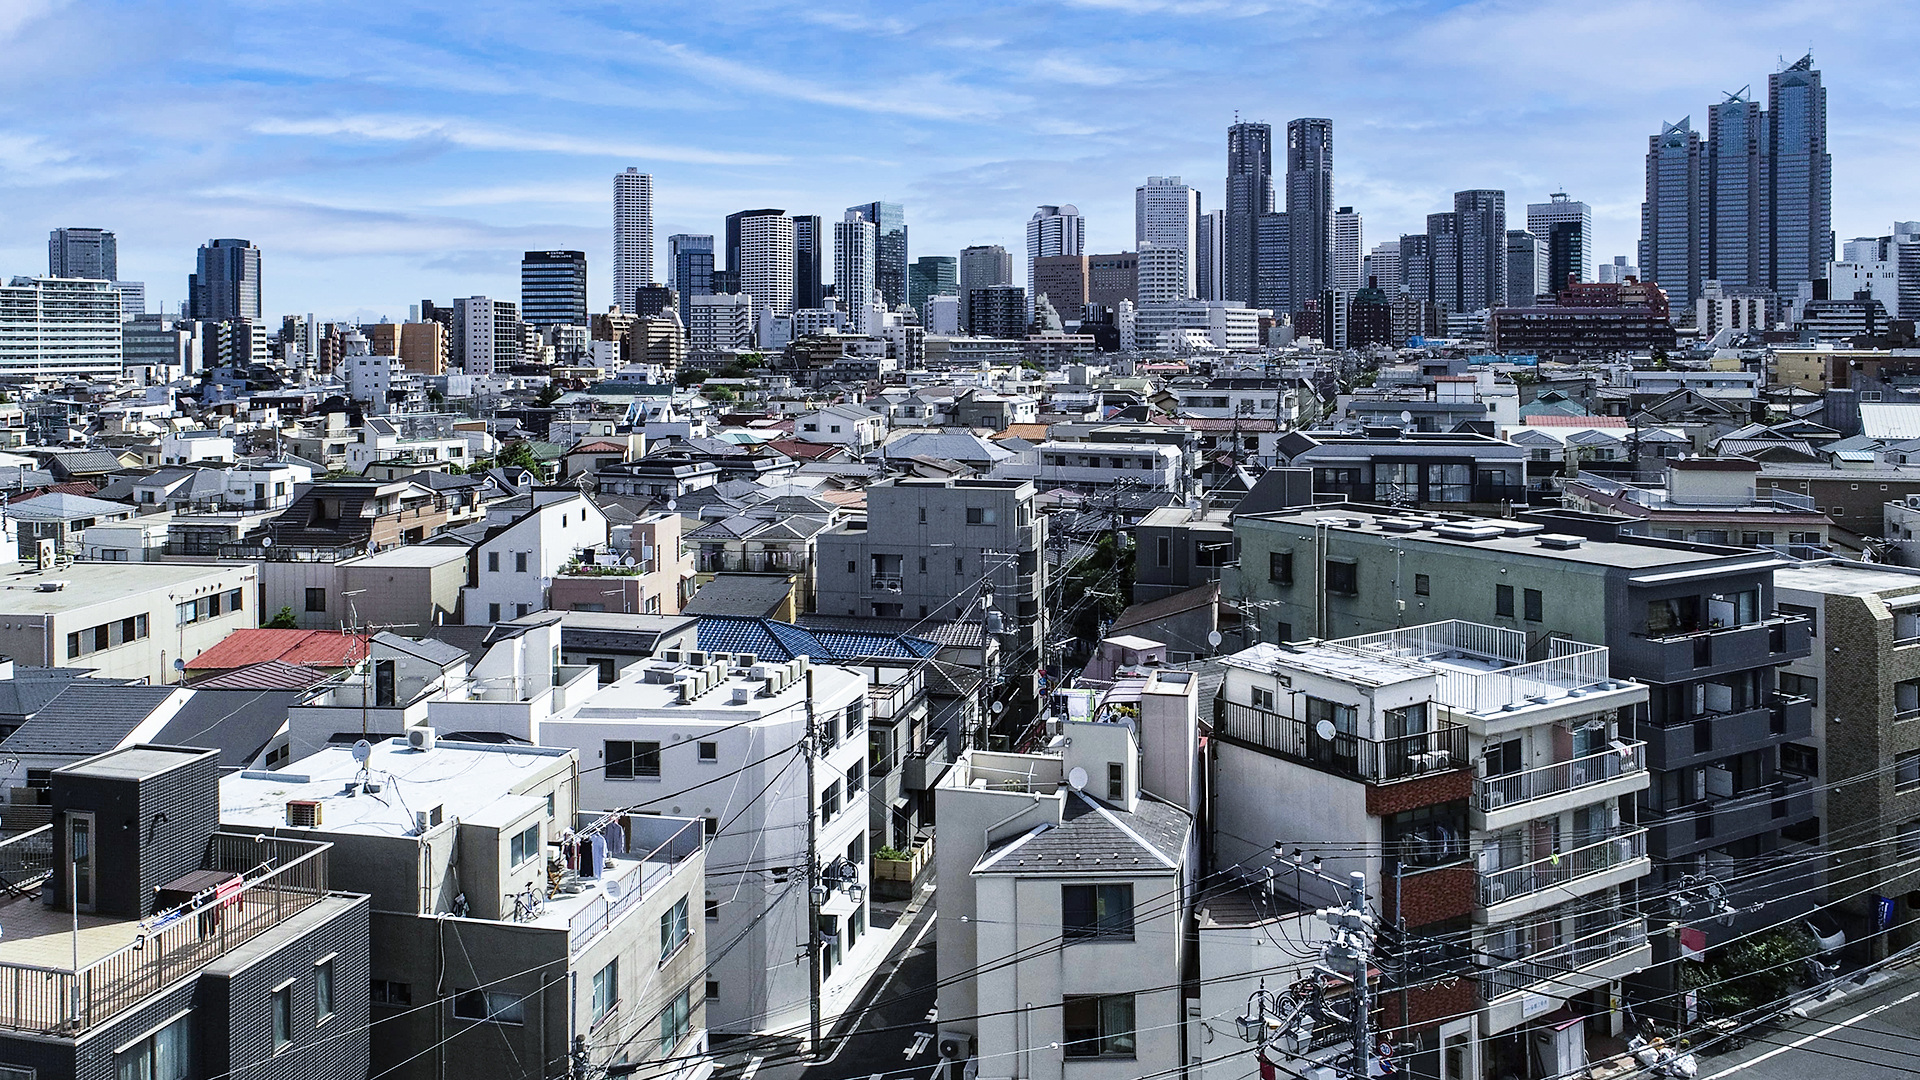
[0,561,255,615]
[348,545,471,568]
[561,659,861,723]
[1244,506,1757,570]
[221,738,571,835]
[1224,640,1430,689]
[1775,561,1920,598]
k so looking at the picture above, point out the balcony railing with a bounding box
[0,832,330,1035]
[1479,827,1647,907]
[870,574,904,592]
[1327,621,1616,715]
[1482,916,1648,1001]
[1477,741,1646,812]
[1216,700,1469,784]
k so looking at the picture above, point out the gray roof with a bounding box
[149,689,302,767]
[6,492,134,521]
[0,668,114,723]
[682,574,796,618]
[977,789,1190,875]
[0,682,182,755]
[373,631,472,668]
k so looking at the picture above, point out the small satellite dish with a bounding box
[173,658,186,672]
[261,537,273,548]
[351,739,373,766]
[1208,630,1223,648]
[1067,767,1089,791]
[1315,719,1337,741]
[604,877,624,901]
[990,701,1004,715]
[1400,410,1413,425]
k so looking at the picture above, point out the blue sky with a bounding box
[3,0,1914,323]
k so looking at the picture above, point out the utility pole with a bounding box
[1319,871,1375,1080]
[802,665,823,1060]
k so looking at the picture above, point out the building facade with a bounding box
[0,276,124,380]
[520,249,588,328]
[614,168,656,313]
[1225,119,1274,306]
[188,238,261,321]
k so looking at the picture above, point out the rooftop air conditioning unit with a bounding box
[407,727,437,751]
[287,800,322,828]
[687,650,709,667]
[732,687,751,705]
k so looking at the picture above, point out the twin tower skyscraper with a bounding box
[1223,117,1334,318]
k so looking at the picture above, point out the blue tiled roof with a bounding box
[696,616,939,662]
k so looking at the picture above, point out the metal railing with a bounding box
[0,825,52,890]
[0,833,330,1035]
[1482,916,1648,1000]
[1477,741,1646,812]
[1216,700,1469,784]
[565,818,703,957]
[1327,621,1615,714]
[1479,827,1647,907]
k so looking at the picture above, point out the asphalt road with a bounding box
[1690,970,1920,1080]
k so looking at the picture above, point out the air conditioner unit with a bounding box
[687,650,709,668]
[1482,789,1506,809]
[407,727,437,751]
[1486,881,1507,904]
[287,800,322,828]
[1413,750,1452,772]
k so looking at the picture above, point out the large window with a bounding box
[454,989,525,1024]
[1307,696,1358,737]
[661,896,691,961]
[65,614,148,659]
[116,1013,190,1080]
[591,960,618,1026]
[605,741,661,780]
[1062,883,1134,940]
[1495,584,1515,617]
[658,985,694,1054]
[1062,994,1136,1058]
[1384,801,1469,868]
[1325,560,1358,596]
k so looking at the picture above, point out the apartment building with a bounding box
[1562,459,1831,551]
[0,559,259,684]
[461,489,610,624]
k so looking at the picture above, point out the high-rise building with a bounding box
[455,296,521,376]
[1331,207,1363,294]
[967,284,1027,339]
[907,256,957,316]
[793,216,825,311]
[1598,256,1640,284]
[1399,233,1433,313]
[1025,205,1084,313]
[188,239,261,322]
[1768,55,1831,295]
[1707,91,1766,291]
[727,210,796,319]
[632,284,677,319]
[1032,255,1090,321]
[1087,253,1140,314]
[1424,213,1460,314]
[398,321,448,375]
[1526,192,1592,290]
[1453,190,1506,314]
[959,245,1014,333]
[847,202,907,309]
[1504,230,1548,307]
[0,276,123,379]
[689,293,753,351]
[1135,177,1200,301]
[1255,213,1291,313]
[668,234,714,329]
[1196,209,1226,302]
[613,168,655,313]
[110,282,145,319]
[1640,118,1707,308]
[834,210,878,334]
[1285,118,1334,313]
[519,250,588,328]
[49,227,117,280]
[1225,120,1274,305]
[1364,241,1402,293]
[1136,243,1189,307]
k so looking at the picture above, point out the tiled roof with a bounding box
[189,660,333,690]
[977,789,1190,875]
[0,683,182,755]
[150,689,303,766]
[696,615,940,661]
[683,577,798,619]
[184,629,370,671]
[1520,415,1629,427]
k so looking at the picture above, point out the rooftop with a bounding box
[1774,560,1920,598]
[0,560,254,616]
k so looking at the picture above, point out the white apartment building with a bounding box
[615,167,656,312]
[690,293,754,351]
[1000,440,1186,494]
[1135,242,1189,307]
[0,276,122,380]
[462,489,610,624]
[739,213,797,319]
[1135,177,1198,299]
[1333,206,1364,292]
[1696,280,1771,337]
[543,653,875,1035]
[1130,300,1263,351]
[835,213,878,334]
[457,296,520,376]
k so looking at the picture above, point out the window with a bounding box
[1781,743,1818,776]
[516,552,529,573]
[1324,559,1357,595]
[591,960,618,1026]
[1898,751,1920,792]
[965,507,997,525]
[605,741,661,780]
[1524,588,1543,622]
[918,507,926,523]
[658,985,694,1053]
[1269,550,1293,584]
[515,603,530,618]
[1107,761,1124,800]
[454,989,525,1024]
[489,603,501,623]
[1251,686,1275,711]
[706,898,720,921]
[1062,994,1136,1058]
[225,588,243,614]
[303,587,328,614]
[488,551,500,573]
[1062,883,1134,940]
[1779,672,1817,700]
[117,1014,190,1080]
[821,781,841,823]
[272,984,293,1051]
[706,980,721,1000]
[844,698,864,735]
[1496,584,1515,617]
[847,760,864,794]
[661,896,691,961]
[1415,573,1430,596]
[316,958,335,1022]
[1155,536,1170,567]
[371,980,412,1007]
[509,823,541,866]
[698,741,718,762]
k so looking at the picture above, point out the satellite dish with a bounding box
[604,877,624,901]
[173,658,186,672]
[261,536,273,547]
[1400,411,1413,425]
[990,701,1004,715]
[1315,719,1337,741]
[351,739,373,766]
[1207,630,1223,648]
[1067,767,1089,791]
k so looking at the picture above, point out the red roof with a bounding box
[184,629,370,671]
[765,439,843,461]
[568,440,628,455]
[1524,415,1628,428]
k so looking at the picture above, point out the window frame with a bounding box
[660,895,691,963]
[1062,883,1135,941]
[1061,993,1137,1059]
[590,959,619,1027]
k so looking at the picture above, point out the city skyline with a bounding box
[0,1,1911,321]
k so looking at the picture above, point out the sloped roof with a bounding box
[0,683,182,755]
[977,789,1190,875]
[149,689,302,766]
[6,492,134,521]
[0,668,113,723]
[682,576,797,618]
[695,614,940,661]
[189,660,333,691]
[184,629,370,671]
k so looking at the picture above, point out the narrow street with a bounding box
[1686,968,1920,1080]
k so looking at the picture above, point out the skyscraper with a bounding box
[1400,233,1434,311]
[793,215,826,310]
[834,210,878,333]
[1225,120,1274,305]
[188,238,261,321]
[1365,241,1402,293]
[847,202,906,309]
[729,210,796,319]
[1196,210,1226,302]
[1504,230,1548,307]
[1768,55,1831,294]
[1331,207,1363,294]
[907,256,957,317]
[1424,214,1460,314]
[959,245,1014,333]
[1640,119,1706,308]
[1255,213,1291,314]
[1032,255,1090,319]
[1453,190,1506,313]
[613,168,655,313]
[49,228,117,280]
[1285,118,1334,313]
[1707,91,1766,290]
[1026,205,1084,314]
[1134,177,1199,301]
[1526,192,1593,290]
[669,234,715,329]
[519,250,588,328]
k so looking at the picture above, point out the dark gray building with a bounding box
[793,214,825,310]
[49,227,117,280]
[967,284,1026,339]
[1255,212,1290,314]
[188,239,261,322]
[958,246,1013,331]
[1225,119,1274,306]
[1768,54,1831,296]
[848,201,907,309]
[1708,92,1766,291]
[1642,118,1706,308]
[908,255,957,316]
[1455,189,1507,314]
[519,249,588,328]
[1285,118,1333,314]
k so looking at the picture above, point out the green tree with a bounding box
[1682,928,1816,1015]
[264,606,300,629]
[676,369,706,388]
[535,382,566,407]
[496,441,542,471]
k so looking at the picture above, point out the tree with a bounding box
[1682,928,1816,1015]
[675,368,707,388]
[535,382,566,407]
[265,606,300,629]
[496,440,542,472]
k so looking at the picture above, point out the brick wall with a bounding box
[1366,768,1471,817]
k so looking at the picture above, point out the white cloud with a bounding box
[249,115,782,166]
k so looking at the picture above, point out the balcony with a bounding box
[870,574,904,593]
[1474,741,1650,832]
[1215,700,1469,785]
[1478,828,1649,921]
[1647,775,1815,856]
[904,737,953,791]
[1643,693,1812,771]
[1617,615,1811,683]
[1482,917,1651,1027]
[1329,621,1622,720]
[871,669,925,723]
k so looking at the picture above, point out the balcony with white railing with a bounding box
[1478,828,1649,921]
[1326,621,1633,721]
[1474,741,1650,832]
[1481,916,1651,1031]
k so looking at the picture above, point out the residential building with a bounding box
[0,276,123,380]
[1490,278,1677,355]
[794,214,826,311]
[343,414,475,474]
[614,168,656,313]
[1505,230,1548,307]
[0,558,259,683]
[1695,280,1770,338]
[1225,118,1274,305]
[728,209,796,319]
[1003,439,1187,495]
[1286,118,1334,313]
[1032,255,1090,322]
[48,226,116,279]
[188,238,261,321]
[1088,252,1140,314]
[849,201,907,308]
[908,255,957,316]
[1196,207,1225,301]
[669,233,716,327]
[456,296,521,376]
[1527,191,1593,289]
[543,654,872,1034]
[968,284,1027,340]
[521,249,589,328]
[462,489,610,624]
[958,245,1013,331]
[0,745,368,1080]
[689,293,753,351]
[398,320,448,374]
[1026,205,1085,315]
[1136,176,1199,300]
[1640,118,1706,309]
[1130,299,1263,351]
[1135,242,1189,307]
[1366,239,1402,293]
[1267,429,1527,510]
[1332,206,1363,296]
[794,403,886,452]
[123,313,201,381]
[1561,460,1831,550]
[835,211,879,334]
